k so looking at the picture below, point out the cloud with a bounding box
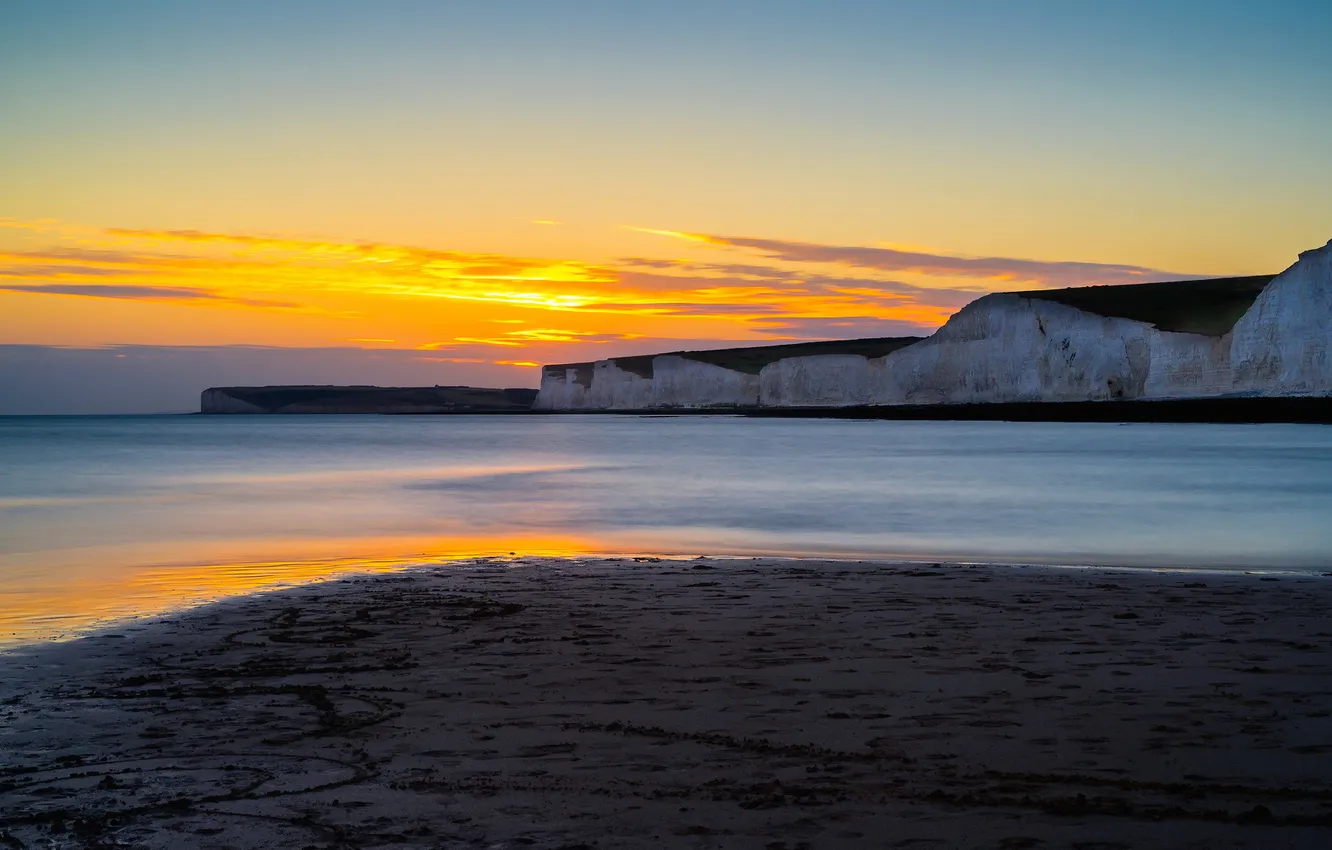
[748,315,931,340]
[578,267,961,331]
[8,219,1205,352]
[0,283,298,308]
[453,337,524,347]
[614,265,982,300]
[1,283,216,300]
[500,329,643,343]
[634,230,1197,287]
[105,227,611,280]
[618,258,813,282]
[591,300,791,316]
[418,356,489,364]
[5,223,976,332]
[104,228,361,252]
[0,218,67,233]
[453,328,645,347]
[0,264,139,278]
[609,269,797,295]
[623,226,717,244]
[3,246,165,264]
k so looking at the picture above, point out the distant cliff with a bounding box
[535,239,1332,410]
[201,385,538,414]
[533,337,922,410]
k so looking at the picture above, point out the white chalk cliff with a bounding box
[1230,240,1332,395]
[533,240,1332,410]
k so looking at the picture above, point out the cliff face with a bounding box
[760,355,872,407]
[531,338,918,411]
[533,358,761,410]
[1230,241,1332,395]
[868,295,1218,404]
[535,239,1332,410]
[200,388,267,414]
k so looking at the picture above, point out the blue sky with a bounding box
[2,1,1329,411]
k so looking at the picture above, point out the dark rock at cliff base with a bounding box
[200,385,537,414]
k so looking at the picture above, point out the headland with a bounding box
[536,240,1332,413]
[197,240,1332,422]
[200,385,537,414]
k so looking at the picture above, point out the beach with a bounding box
[2,558,1331,848]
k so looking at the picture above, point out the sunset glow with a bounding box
[0,533,599,647]
[0,219,1059,356]
[2,1,1328,411]
[1,9,1329,847]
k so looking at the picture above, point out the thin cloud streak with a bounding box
[0,264,138,278]
[638,229,1199,287]
[751,315,930,339]
[1,224,958,334]
[0,283,298,308]
[6,221,1189,351]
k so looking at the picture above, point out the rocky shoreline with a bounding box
[532,395,1332,423]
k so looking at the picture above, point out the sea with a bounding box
[2,414,1330,647]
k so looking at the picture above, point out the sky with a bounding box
[2,0,1330,412]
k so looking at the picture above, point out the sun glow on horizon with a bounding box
[3,219,1062,357]
[0,214,1256,382]
[1,0,1324,391]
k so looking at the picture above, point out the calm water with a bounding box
[2,415,1331,645]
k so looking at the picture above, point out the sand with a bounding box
[1,558,1331,849]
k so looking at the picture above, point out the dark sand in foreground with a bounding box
[2,559,1331,849]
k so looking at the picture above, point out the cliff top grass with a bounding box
[1019,274,1276,336]
[547,336,925,379]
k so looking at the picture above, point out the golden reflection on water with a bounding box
[0,533,596,649]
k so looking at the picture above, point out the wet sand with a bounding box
[2,558,1331,849]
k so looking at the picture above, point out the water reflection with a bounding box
[0,534,594,647]
[1,414,1330,647]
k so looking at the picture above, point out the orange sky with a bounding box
[0,215,1277,383]
[3,1,1328,398]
